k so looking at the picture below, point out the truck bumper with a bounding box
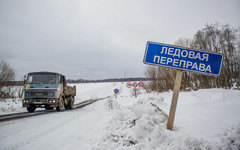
[22,98,59,107]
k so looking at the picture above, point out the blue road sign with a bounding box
[114,88,119,94]
[143,41,223,76]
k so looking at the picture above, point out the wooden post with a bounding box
[115,93,117,99]
[167,70,183,130]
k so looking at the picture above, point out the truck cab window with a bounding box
[27,76,33,84]
[26,73,57,84]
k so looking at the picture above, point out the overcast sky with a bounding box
[0,0,239,80]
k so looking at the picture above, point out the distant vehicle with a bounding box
[22,72,76,113]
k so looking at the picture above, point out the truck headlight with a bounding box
[23,100,29,103]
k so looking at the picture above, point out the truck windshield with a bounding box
[27,73,57,84]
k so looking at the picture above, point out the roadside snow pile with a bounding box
[98,96,171,149]
[0,86,24,114]
[97,91,240,150]
[0,98,24,114]
[208,124,240,150]
[105,99,121,111]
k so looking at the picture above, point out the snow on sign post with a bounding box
[143,41,223,130]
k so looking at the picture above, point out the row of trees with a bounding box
[67,77,149,83]
[145,23,240,92]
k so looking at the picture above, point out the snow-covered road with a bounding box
[0,99,114,150]
[0,82,121,150]
[0,82,240,150]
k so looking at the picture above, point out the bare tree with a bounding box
[0,60,15,82]
[144,66,175,92]
[144,66,158,91]
[0,60,15,97]
[192,23,240,88]
[145,23,240,92]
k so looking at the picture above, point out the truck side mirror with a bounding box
[24,75,27,84]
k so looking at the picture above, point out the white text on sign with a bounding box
[143,42,223,76]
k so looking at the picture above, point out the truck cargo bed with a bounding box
[64,86,76,96]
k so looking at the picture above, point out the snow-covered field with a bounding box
[0,82,240,150]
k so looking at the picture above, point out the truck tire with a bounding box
[64,96,74,109]
[64,97,69,110]
[68,96,74,109]
[56,96,64,111]
[27,105,36,113]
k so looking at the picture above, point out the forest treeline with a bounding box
[67,77,149,83]
[145,23,240,92]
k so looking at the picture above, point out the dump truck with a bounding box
[22,72,76,113]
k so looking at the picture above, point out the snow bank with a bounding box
[96,88,240,150]
[0,86,24,114]
[0,98,25,114]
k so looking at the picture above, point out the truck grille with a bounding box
[30,92,48,96]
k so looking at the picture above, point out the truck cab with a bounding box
[22,72,76,112]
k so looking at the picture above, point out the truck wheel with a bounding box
[64,104,69,110]
[27,105,36,113]
[68,96,74,109]
[56,96,64,111]
[64,97,69,110]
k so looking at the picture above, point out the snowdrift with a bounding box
[96,86,240,150]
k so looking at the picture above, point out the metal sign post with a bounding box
[132,82,138,98]
[126,82,144,98]
[143,41,223,130]
[114,88,119,99]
